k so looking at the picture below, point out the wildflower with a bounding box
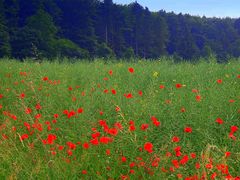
[66,142,76,150]
[176,83,182,88]
[108,128,118,136]
[141,124,149,131]
[181,107,186,112]
[153,72,159,77]
[83,142,90,149]
[159,85,165,89]
[111,89,116,95]
[82,170,87,174]
[184,127,192,133]
[128,67,134,73]
[42,77,48,81]
[47,134,57,144]
[215,118,224,124]
[77,108,83,114]
[19,93,25,99]
[225,152,231,158]
[20,134,29,141]
[25,108,32,114]
[121,156,127,163]
[106,149,111,156]
[172,136,180,143]
[35,103,41,110]
[144,142,153,153]
[217,79,222,84]
[196,95,201,101]
[90,138,99,145]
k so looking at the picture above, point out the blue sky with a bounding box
[113,0,240,18]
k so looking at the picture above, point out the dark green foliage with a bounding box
[2,0,240,61]
[53,39,90,58]
[0,1,11,57]
[96,43,115,58]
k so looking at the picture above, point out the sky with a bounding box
[113,0,240,18]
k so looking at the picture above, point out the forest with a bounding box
[1,0,240,61]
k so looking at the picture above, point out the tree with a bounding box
[57,0,98,56]
[0,1,11,57]
[12,8,58,58]
[150,13,168,58]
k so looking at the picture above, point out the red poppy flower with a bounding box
[217,79,222,84]
[19,93,25,99]
[42,77,48,81]
[47,134,57,144]
[195,162,200,169]
[114,122,123,130]
[129,162,135,168]
[58,146,64,151]
[231,126,238,133]
[175,83,182,88]
[106,149,111,155]
[196,95,201,101]
[128,67,134,73]
[172,136,180,143]
[215,118,224,124]
[179,155,189,165]
[20,134,29,141]
[192,89,198,93]
[100,136,112,144]
[83,142,90,149]
[172,159,180,168]
[144,142,153,153]
[82,170,87,175]
[191,153,196,159]
[111,89,116,95]
[77,108,83,113]
[225,152,231,158]
[108,128,118,136]
[129,125,135,131]
[109,70,113,75]
[229,99,235,103]
[124,93,133,98]
[159,85,165,89]
[35,103,41,110]
[25,108,32,114]
[138,90,143,96]
[121,156,127,163]
[92,132,101,139]
[116,106,120,112]
[181,107,186,112]
[66,142,76,150]
[184,127,192,133]
[141,124,149,130]
[129,169,135,174]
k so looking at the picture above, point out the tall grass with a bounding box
[0,58,239,179]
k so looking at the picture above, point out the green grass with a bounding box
[0,58,239,179]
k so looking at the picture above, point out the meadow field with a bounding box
[0,58,239,179]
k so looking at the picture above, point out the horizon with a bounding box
[113,0,240,18]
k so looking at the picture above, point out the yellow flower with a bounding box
[153,71,159,77]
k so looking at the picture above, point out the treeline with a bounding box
[1,0,240,61]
